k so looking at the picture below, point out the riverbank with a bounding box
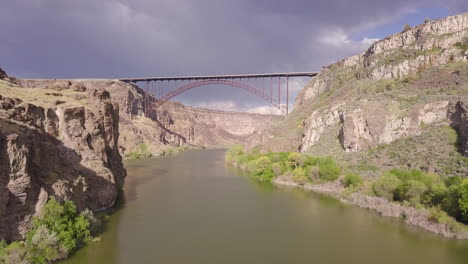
[273,179,468,239]
[226,146,468,240]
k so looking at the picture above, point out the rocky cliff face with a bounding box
[296,13,468,107]
[0,75,126,241]
[250,13,468,177]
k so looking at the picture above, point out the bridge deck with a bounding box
[119,72,318,82]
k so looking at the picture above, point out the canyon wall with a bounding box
[0,75,126,241]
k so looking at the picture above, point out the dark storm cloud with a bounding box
[0,0,466,112]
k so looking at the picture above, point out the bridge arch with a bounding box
[150,79,284,113]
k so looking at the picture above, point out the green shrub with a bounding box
[458,179,468,223]
[342,173,363,188]
[303,155,319,166]
[373,173,401,200]
[254,156,271,171]
[126,142,152,159]
[287,152,302,169]
[251,156,275,182]
[246,160,258,173]
[226,145,244,163]
[0,198,93,263]
[395,180,428,206]
[27,198,91,259]
[441,184,462,220]
[306,166,320,182]
[444,176,463,187]
[0,242,26,264]
[271,162,282,176]
[292,167,308,185]
[26,225,61,263]
[425,182,448,206]
[388,169,440,188]
[317,158,340,182]
[236,154,252,165]
[428,207,462,232]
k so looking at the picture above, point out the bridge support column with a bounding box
[286,77,289,115]
[278,77,281,107]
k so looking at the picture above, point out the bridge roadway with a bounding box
[118,72,318,83]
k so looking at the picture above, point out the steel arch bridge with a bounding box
[119,72,317,115]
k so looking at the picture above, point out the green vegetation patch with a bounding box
[370,168,468,225]
[125,142,152,159]
[0,198,96,264]
[226,146,341,184]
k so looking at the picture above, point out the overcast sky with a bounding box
[1,0,467,114]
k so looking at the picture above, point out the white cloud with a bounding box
[318,28,379,48]
[196,100,238,111]
[245,106,283,115]
[194,100,283,115]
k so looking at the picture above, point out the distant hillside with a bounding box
[248,13,468,178]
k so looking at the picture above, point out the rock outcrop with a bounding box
[301,99,466,153]
[0,79,126,241]
[0,68,7,80]
[451,101,468,156]
[296,13,468,107]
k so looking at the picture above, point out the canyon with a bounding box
[0,71,280,242]
[0,11,468,263]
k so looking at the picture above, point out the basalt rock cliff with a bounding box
[248,13,468,177]
[0,74,126,241]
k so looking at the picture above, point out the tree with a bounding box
[458,179,468,223]
[424,18,430,23]
[28,198,91,255]
[403,24,411,32]
[342,173,363,188]
[292,168,308,185]
[287,152,302,169]
[373,173,401,200]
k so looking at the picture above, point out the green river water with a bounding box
[61,149,468,264]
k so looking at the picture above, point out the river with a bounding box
[62,149,468,264]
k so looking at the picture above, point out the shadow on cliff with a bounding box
[0,119,125,241]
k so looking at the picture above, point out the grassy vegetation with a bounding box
[0,80,89,109]
[227,146,468,230]
[0,198,96,264]
[454,36,468,53]
[125,142,152,159]
[227,145,340,184]
[343,126,468,178]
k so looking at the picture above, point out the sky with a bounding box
[1,0,467,114]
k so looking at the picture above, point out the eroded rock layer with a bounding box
[0,76,126,241]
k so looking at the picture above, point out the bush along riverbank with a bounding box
[226,145,468,239]
[0,198,102,264]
